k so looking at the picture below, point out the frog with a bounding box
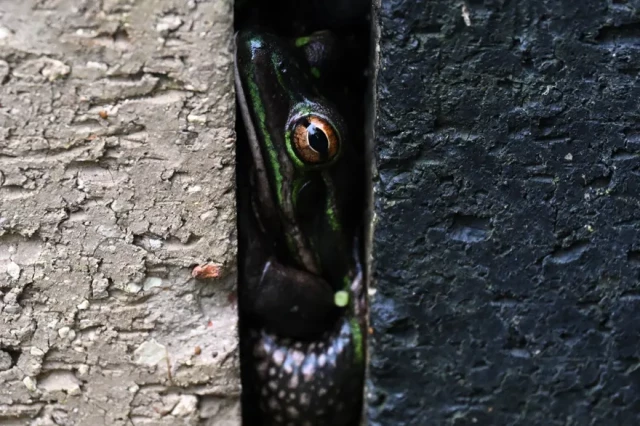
[234,28,367,426]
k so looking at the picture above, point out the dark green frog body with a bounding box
[235,29,366,426]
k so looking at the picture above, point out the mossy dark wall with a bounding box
[368,0,640,424]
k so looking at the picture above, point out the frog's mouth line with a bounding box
[234,39,275,225]
[234,40,321,276]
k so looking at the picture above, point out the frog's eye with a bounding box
[292,116,340,164]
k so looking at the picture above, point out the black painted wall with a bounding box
[368,0,640,424]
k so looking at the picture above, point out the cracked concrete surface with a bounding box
[0,0,239,424]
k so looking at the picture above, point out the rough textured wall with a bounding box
[369,0,640,425]
[0,1,239,425]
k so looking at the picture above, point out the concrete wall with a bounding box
[0,1,240,424]
[368,0,640,424]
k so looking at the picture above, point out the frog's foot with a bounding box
[251,258,339,339]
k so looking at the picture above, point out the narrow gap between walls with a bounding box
[233,1,374,425]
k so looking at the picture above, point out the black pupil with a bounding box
[307,123,329,160]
